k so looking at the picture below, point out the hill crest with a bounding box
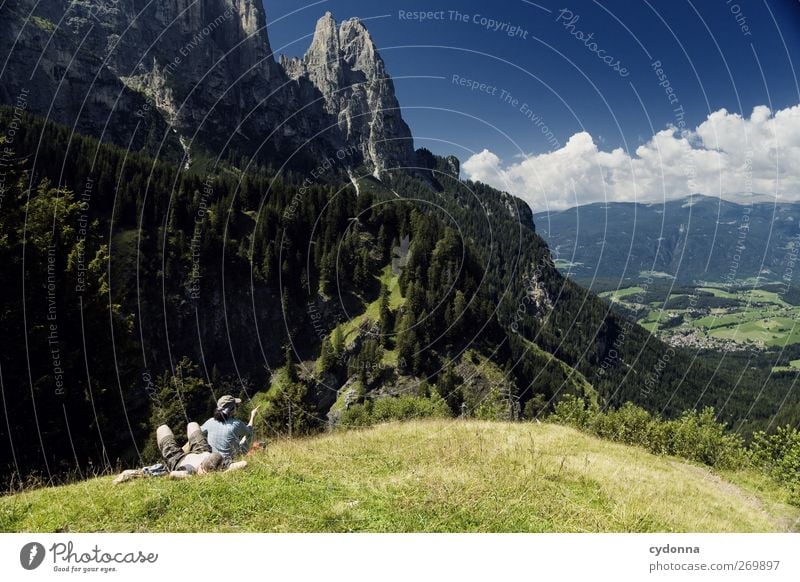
[2,420,796,533]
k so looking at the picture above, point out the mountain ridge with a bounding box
[280,12,415,176]
[534,194,800,286]
[3,105,777,486]
[0,1,416,174]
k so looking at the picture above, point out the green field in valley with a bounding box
[601,285,800,351]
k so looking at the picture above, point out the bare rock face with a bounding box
[0,2,415,174]
[284,12,415,176]
[0,0,181,157]
[444,156,461,179]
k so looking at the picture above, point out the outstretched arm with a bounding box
[235,407,258,453]
[248,406,259,427]
[169,463,245,478]
[113,469,144,485]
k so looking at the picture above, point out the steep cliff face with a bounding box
[0,1,414,173]
[0,0,181,157]
[284,13,415,175]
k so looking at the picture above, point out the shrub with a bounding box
[339,401,374,428]
[592,402,653,446]
[550,394,597,430]
[257,368,316,437]
[523,394,548,419]
[662,408,745,469]
[646,418,679,456]
[750,425,800,492]
[372,393,450,422]
[474,387,512,421]
[550,401,746,470]
[339,394,451,428]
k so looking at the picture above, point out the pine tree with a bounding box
[437,366,462,411]
[453,290,466,328]
[406,280,424,314]
[412,340,423,375]
[396,310,417,374]
[262,374,311,437]
[377,224,388,262]
[320,250,336,295]
[352,339,383,386]
[284,343,298,383]
[378,284,392,346]
[332,326,345,357]
[318,336,336,375]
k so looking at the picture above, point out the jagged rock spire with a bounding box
[286,12,415,176]
[0,2,416,174]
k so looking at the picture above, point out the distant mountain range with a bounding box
[534,195,800,287]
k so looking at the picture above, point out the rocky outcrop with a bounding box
[0,2,414,174]
[283,12,415,176]
[443,155,460,179]
[0,0,181,157]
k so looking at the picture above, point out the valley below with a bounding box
[600,283,800,363]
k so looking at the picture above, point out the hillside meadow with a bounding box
[1,420,797,533]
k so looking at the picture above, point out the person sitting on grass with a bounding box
[202,395,259,462]
[113,421,247,484]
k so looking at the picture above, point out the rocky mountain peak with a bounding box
[302,13,385,91]
[338,18,381,74]
[290,12,415,176]
[1,1,416,175]
[303,12,345,95]
[309,12,341,57]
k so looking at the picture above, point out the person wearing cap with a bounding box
[201,395,259,462]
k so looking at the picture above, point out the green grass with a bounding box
[553,259,581,269]
[709,317,800,347]
[692,313,748,330]
[745,289,789,306]
[335,266,404,345]
[600,286,645,302]
[2,420,797,532]
[689,313,800,347]
[697,286,739,299]
[772,359,800,374]
[640,270,674,279]
[607,283,800,347]
[380,265,404,309]
[30,15,56,32]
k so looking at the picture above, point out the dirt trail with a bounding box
[672,461,799,532]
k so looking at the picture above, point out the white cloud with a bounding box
[462,104,800,211]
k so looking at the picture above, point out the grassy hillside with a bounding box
[1,420,797,533]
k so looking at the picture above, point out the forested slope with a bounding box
[0,109,790,486]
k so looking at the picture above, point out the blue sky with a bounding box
[262,1,800,208]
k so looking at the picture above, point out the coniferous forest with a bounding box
[1,107,799,489]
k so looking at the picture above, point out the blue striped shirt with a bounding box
[201,417,253,460]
